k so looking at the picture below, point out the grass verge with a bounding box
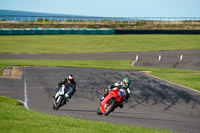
[0,95,174,133]
[0,59,199,91]
[0,35,200,53]
[0,66,5,75]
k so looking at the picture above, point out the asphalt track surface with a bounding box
[1,49,200,70]
[0,50,200,133]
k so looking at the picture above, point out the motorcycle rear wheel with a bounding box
[52,101,56,109]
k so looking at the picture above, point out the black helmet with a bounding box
[67,74,74,83]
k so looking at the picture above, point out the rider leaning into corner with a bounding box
[101,77,131,108]
[53,74,76,101]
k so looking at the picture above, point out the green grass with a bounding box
[0,66,5,75]
[0,59,131,69]
[0,35,200,53]
[137,67,200,91]
[0,59,199,91]
[0,95,174,133]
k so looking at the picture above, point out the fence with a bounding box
[0,16,200,25]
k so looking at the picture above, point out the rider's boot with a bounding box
[119,102,124,108]
[65,93,70,102]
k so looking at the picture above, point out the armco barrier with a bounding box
[115,29,200,34]
[0,28,115,35]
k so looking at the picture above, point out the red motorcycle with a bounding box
[97,87,126,116]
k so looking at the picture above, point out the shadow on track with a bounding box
[128,75,200,111]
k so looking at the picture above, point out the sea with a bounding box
[0,9,145,22]
[0,9,87,17]
[0,9,197,22]
[0,9,95,22]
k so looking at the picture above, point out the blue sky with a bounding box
[0,0,199,17]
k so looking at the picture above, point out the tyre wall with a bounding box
[115,29,200,34]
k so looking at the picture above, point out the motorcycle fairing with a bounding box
[100,87,123,113]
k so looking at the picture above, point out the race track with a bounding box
[1,49,200,70]
[0,49,200,133]
[1,67,200,133]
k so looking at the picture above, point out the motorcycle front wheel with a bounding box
[97,106,103,115]
[53,96,63,110]
[104,98,116,116]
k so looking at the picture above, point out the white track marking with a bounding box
[23,67,29,109]
[131,60,137,67]
[132,54,139,67]
[18,100,26,106]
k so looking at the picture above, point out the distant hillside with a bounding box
[0,9,89,17]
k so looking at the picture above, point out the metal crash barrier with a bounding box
[0,28,115,35]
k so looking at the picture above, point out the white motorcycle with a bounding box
[52,84,72,110]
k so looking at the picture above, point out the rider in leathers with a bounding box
[101,77,131,108]
[53,74,76,100]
